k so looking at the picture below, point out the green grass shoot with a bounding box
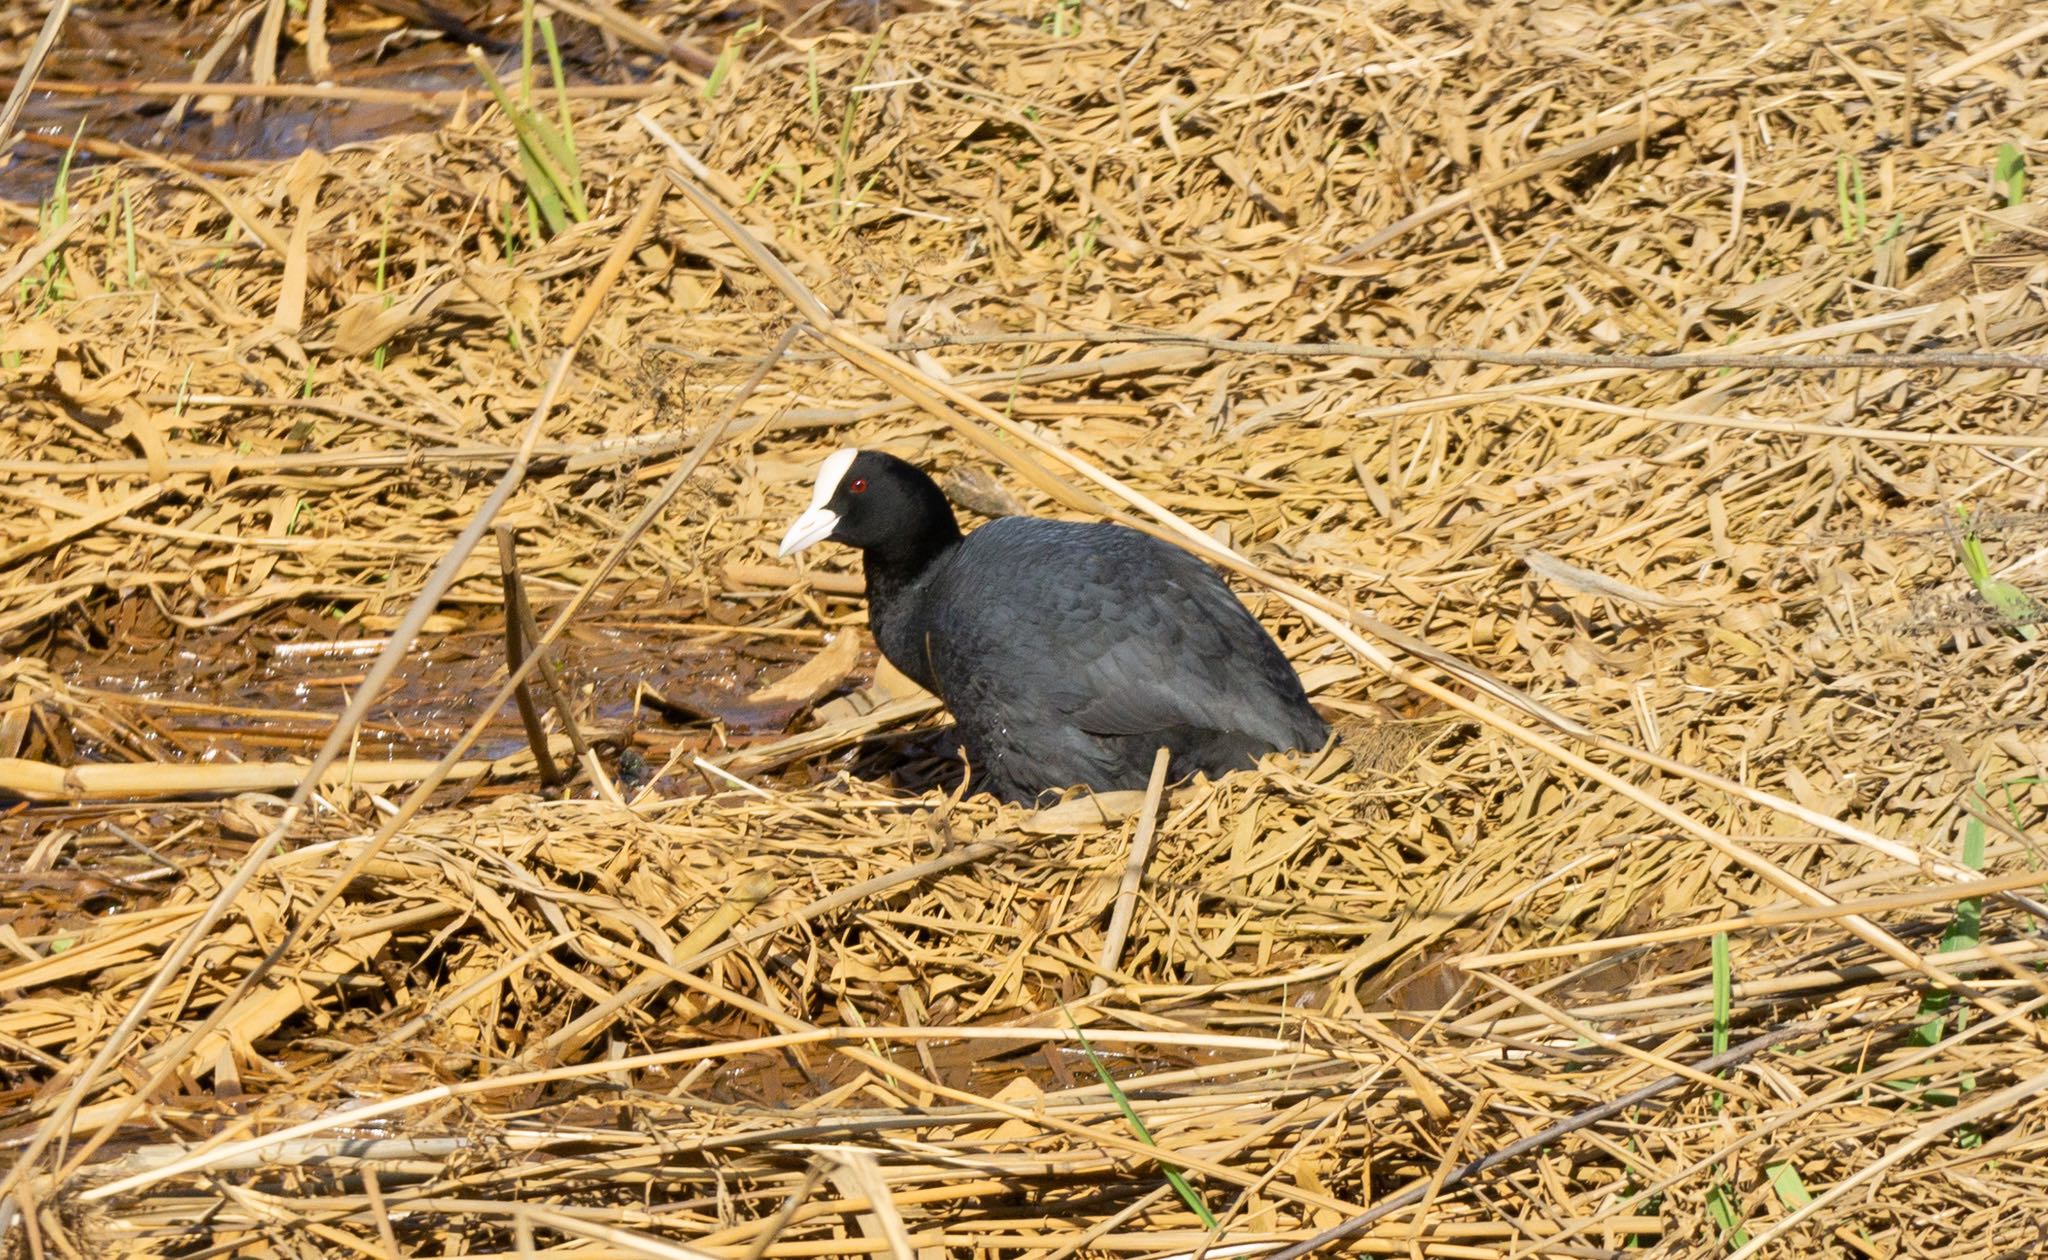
[470,18,587,243]
[1067,215,1100,269]
[746,163,806,210]
[1766,1161,1812,1213]
[538,13,577,164]
[1913,814,1985,1051]
[1956,507,2043,641]
[1624,1177,1663,1249]
[1703,930,1748,1247]
[498,200,521,262]
[48,119,82,229]
[830,34,886,230]
[1835,153,1867,243]
[1888,805,1988,1111]
[209,207,241,271]
[25,120,86,307]
[1711,931,1731,1111]
[703,17,763,101]
[520,0,537,102]
[1994,142,2026,208]
[1062,1006,1215,1229]
[1706,1181,1751,1250]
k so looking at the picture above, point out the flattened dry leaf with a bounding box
[328,278,465,356]
[1021,790,1148,834]
[940,464,1026,518]
[1,320,72,356]
[1522,549,1704,611]
[812,655,929,724]
[1297,661,1360,693]
[747,631,858,706]
[273,150,329,335]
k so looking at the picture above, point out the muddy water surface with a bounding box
[2,2,623,202]
[56,599,838,767]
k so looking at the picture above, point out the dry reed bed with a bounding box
[5,0,2048,1255]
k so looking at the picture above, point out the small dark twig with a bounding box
[737,1159,828,1260]
[511,571,596,766]
[497,526,563,788]
[498,525,596,770]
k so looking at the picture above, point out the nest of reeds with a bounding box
[5,0,2048,1255]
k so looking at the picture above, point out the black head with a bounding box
[777,449,962,572]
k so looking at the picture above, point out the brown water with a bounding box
[54,599,840,769]
[0,597,879,963]
[0,0,930,204]
[1,2,614,203]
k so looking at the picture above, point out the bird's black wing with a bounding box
[938,520,1317,749]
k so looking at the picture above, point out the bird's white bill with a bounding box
[778,506,840,556]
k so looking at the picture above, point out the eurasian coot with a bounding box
[778,449,1328,802]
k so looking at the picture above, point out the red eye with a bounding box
[848,478,868,494]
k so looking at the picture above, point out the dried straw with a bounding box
[5,0,2048,1255]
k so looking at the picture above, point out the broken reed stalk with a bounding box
[1090,746,1171,995]
[82,1024,1348,1203]
[512,586,603,780]
[0,751,537,801]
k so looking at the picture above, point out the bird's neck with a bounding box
[861,524,962,611]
